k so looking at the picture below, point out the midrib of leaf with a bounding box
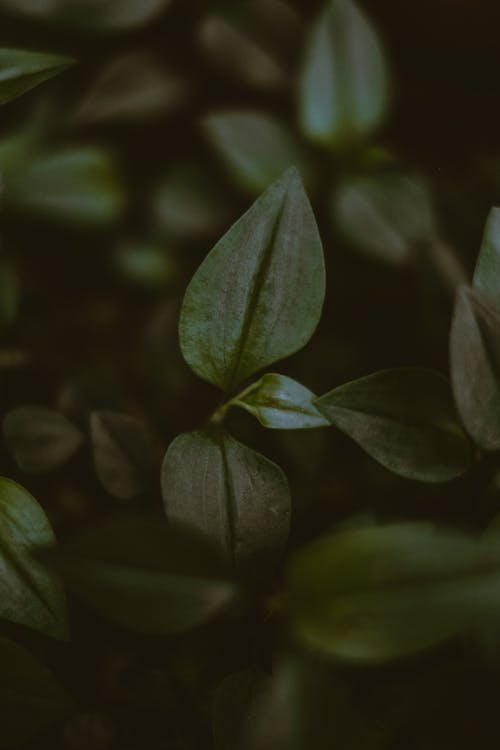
[218,434,238,568]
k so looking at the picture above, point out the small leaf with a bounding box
[113,241,178,288]
[285,522,500,662]
[3,406,83,474]
[0,48,73,106]
[315,368,471,481]
[450,286,500,450]
[473,207,500,305]
[161,430,290,574]
[299,0,389,146]
[203,111,311,195]
[43,516,238,635]
[90,411,152,500]
[0,636,72,749]
[234,374,329,429]
[334,174,436,266]
[0,477,69,639]
[179,167,325,391]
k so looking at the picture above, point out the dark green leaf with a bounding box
[234,374,329,429]
[285,522,500,662]
[0,48,73,106]
[44,516,238,635]
[90,411,152,500]
[473,207,500,304]
[161,430,290,574]
[0,636,72,749]
[0,477,69,639]
[3,406,83,474]
[450,286,500,450]
[113,241,178,288]
[299,0,389,146]
[203,111,311,195]
[179,167,325,391]
[315,368,471,481]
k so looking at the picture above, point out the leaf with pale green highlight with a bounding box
[203,111,311,195]
[161,430,290,575]
[299,0,389,147]
[179,167,325,391]
[315,368,471,482]
[234,373,329,429]
[0,477,69,640]
[450,285,500,451]
[0,48,73,106]
[0,636,73,749]
[285,522,500,662]
[473,207,500,304]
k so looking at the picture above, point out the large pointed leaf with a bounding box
[43,516,237,635]
[450,286,500,450]
[0,636,72,749]
[299,0,389,146]
[315,368,471,481]
[0,477,69,639]
[179,167,325,391]
[0,48,73,106]
[285,522,500,662]
[234,374,329,429]
[161,430,290,573]
[473,207,500,305]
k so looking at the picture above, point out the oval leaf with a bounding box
[450,286,500,450]
[43,516,237,635]
[299,0,389,146]
[234,374,329,429]
[90,411,152,500]
[3,406,83,474]
[315,368,471,481]
[473,207,500,305]
[0,636,72,749]
[0,48,73,106]
[179,167,325,391]
[161,430,290,574]
[286,522,500,662]
[0,477,69,639]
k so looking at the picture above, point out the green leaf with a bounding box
[0,48,73,106]
[0,477,69,639]
[315,368,471,481]
[3,406,84,474]
[179,167,325,391]
[3,146,124,225]
[43,516,238,635]
[334,174,436,266]
[0,636,72,749]
[299,0,389,146]
[285,522,500,662]
[113,240,178,288]
[90,411,152,500]
[233,374,329,429]
[203,111,311,195]
[473,207,500,305]
[161,430,290,574]
[450,286,500,450]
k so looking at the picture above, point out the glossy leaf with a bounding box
[0,636,72,749]
[0,48,73,106]
[179,167,325,391]
[315,368,471,481]
[90,411,152,500]
[234,373,329,429]
[161,430,290,573]
[43,516,237,635]
[299,0,389,146]
[334,174,436,265]
[3,406,83,474]
[473,207,500,304]
[286,522,500,662]
[0,477,69,639]
[203,111,311,195]
[450,286,500,450]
